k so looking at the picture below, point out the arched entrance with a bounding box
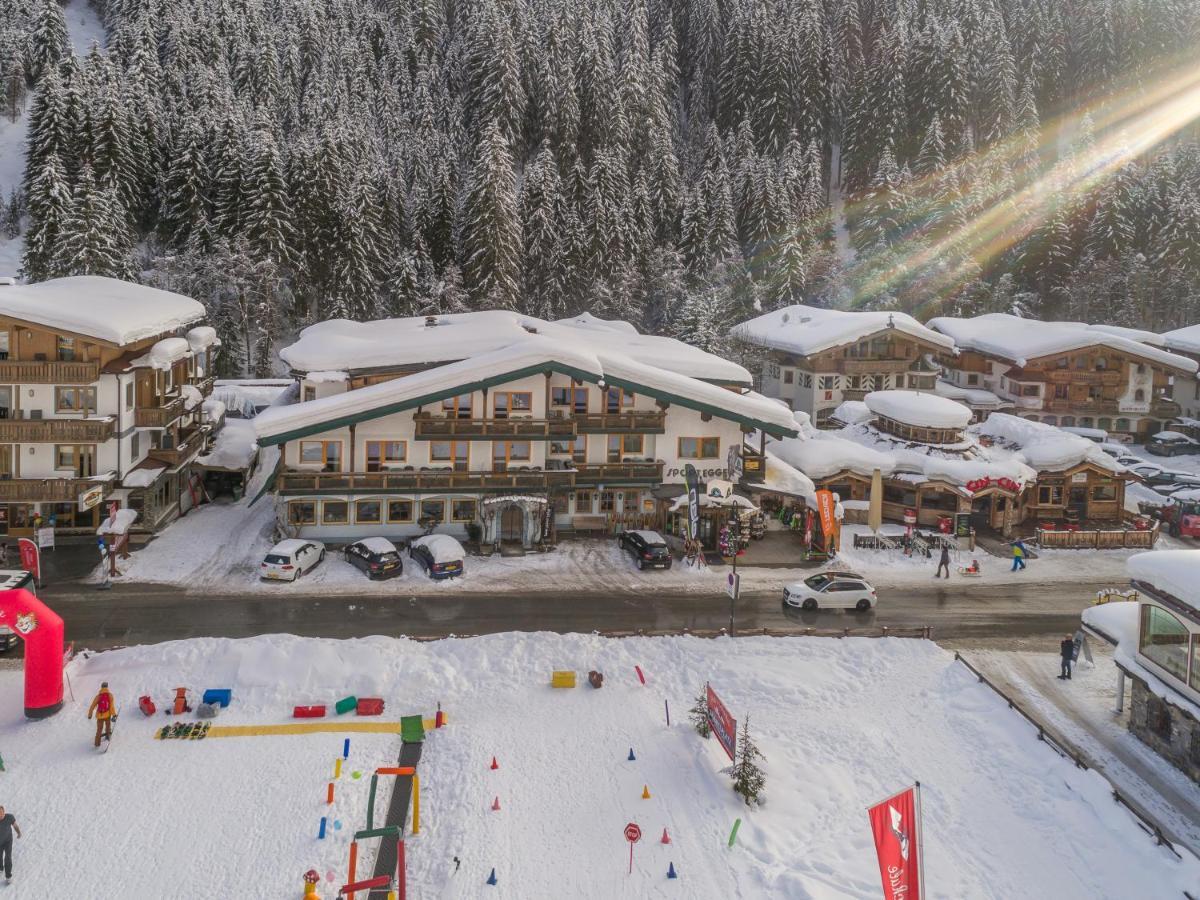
[480,496,549,550]
[0,589,65,718]
[500,507,523,542]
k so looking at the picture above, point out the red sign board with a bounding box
[18,538,40,584]
[867,785,924,900]
[706,684,737,761]
[624,823,641,843]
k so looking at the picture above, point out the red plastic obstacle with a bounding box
[490,756,499,770]
[0,589,65,718]
[661,828,671,844]
[294,705,326,718]
[138,695,156,716]
[356,697,384,716]
[491,796,500,811]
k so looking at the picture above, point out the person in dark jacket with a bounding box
[1059,635,1075,679]
[935,545,951,578]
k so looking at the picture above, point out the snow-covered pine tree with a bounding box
[730,715,766,806]
[26,0,68,82]
[21,150,71,280]
[52,164,135,280]
[460,120,522,308]
[688,685,711,737]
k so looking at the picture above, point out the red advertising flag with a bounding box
[867,784,924,900]
[705,684,737,761]
[18,538,40,584]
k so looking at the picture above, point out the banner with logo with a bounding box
[684,464,700,541]
[867,784,924,900]
[18,538,40,584]
[705,684,737,761]
[815,489,838,551]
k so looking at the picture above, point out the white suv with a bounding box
[783,572,877,612]
[261,539,326,582]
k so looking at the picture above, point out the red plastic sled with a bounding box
[293,705,326,718]
[356,698,384,716]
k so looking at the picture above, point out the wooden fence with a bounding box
[1035,521,1159,550]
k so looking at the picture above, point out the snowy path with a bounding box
[965,645,1200,856]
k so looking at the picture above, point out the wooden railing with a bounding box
[574,411,667,433]
[0,359,100,383]
[413,415,576,440]
[0,476,113,502]
[0,417,116,442]
[136,394,187,428]
[148,429,203,466]
[278,469,577,493]
[834,358,915,375]
[574,461,663,484]
[193,375,217,397]
[1035,521,1159,549]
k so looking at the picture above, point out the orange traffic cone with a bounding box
[641,784,651,799]
[490,756,499,770]
[492,796,501,811]
[661,828,671,844]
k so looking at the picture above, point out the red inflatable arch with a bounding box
[0,589,64,718]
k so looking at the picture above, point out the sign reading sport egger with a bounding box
[706,684,737,761]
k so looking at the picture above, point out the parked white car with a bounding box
[783,572,877,612]
[260,539,326,582]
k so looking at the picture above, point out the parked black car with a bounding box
[344,538,403,580]
[618,530,673,570]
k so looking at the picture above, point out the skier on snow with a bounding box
[87,682,116,747]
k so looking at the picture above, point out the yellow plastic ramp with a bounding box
[202,721,404,739]
[550,671,576,688]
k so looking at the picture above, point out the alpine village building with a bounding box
[928,314,1198,440]
[0,276,221,536]
[252,312,798,549]
[732,304,954,426]
[1160,324,1200,425]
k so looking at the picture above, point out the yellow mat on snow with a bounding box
[197,718,440,739]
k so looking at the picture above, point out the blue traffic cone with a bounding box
[486,868,497,886]
[667,862,677,879]
[628,747,636,761]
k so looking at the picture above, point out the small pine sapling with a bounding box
[689,685,711,738]
[731,715,766,806]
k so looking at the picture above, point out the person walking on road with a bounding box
[935,544,951,578]
[1010,540,1027,572]
[87,682,116,747]
[0,805,21,882]
[1059,635,1075,680]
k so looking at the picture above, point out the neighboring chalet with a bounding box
[252,312,797,549]
[0,276,220,535]
[928,314,1198,440]
[1084,552,1200,784]
[1160,324,1200,424]
[732,305,953,426]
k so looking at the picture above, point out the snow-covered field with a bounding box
[3,632,1196,898]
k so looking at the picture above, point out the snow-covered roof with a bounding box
[928,314,1198,373]
[759,450,817,501]
[768,431,897,481]
[256,338,798,444]
[410,534,464,563]
[131,336,192,371]
[121,464,166,488]
[197,418,257,472]
[1128,550,1199,609]
[281,310,751,385]
[1087,324,1165,346]
[934,380,1003,408]
[213,380,293,418]
[865,390,971,429]
[732,304,954,357]
[831,400,873,425]
[0,276,205,346]
[353,537,400,555]
[973,414,1122,474]
[1161,324,1200,357]
[181,384,203,410]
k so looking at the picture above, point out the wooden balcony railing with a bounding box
[278,468,578,494]
[413,415,576,440]
[834,358,916,375]
[136,395,187,428]
[574,411,667,434]
[0,417,116,443]
[574,461,664,484]
[0,359,100,383]
[193,375,217,397]
[148,429,203,466]
[0,476,113,502]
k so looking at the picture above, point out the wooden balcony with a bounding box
[0,476,113,502]
[0,359,100,383]
[193,375,217,397]
[0,417,115,442]
[278,468,577,494]
[413,415,576,440]
[833,358,915,375]
[574,461,664,485]
[574,411,667,434]
[148,428,204,467]
[136,394,187,428]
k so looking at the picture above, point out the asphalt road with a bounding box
[33,578,1113,651]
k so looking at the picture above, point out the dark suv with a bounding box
[344,538,404,580]
[619,530,673,570]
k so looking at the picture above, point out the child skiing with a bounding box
[87,682,116,747]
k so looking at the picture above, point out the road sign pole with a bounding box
[629,840,633,874]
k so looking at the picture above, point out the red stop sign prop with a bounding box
[624,823,641,843]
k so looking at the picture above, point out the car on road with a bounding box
[409,534,465,579]
[344,537,404,580]
[1147,431,1200,457]
[618,530,673,570]
[260,539,325,582]
[1128,462,1165,480]
[783,572,877,612]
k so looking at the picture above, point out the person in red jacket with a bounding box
[87,682,116,747]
